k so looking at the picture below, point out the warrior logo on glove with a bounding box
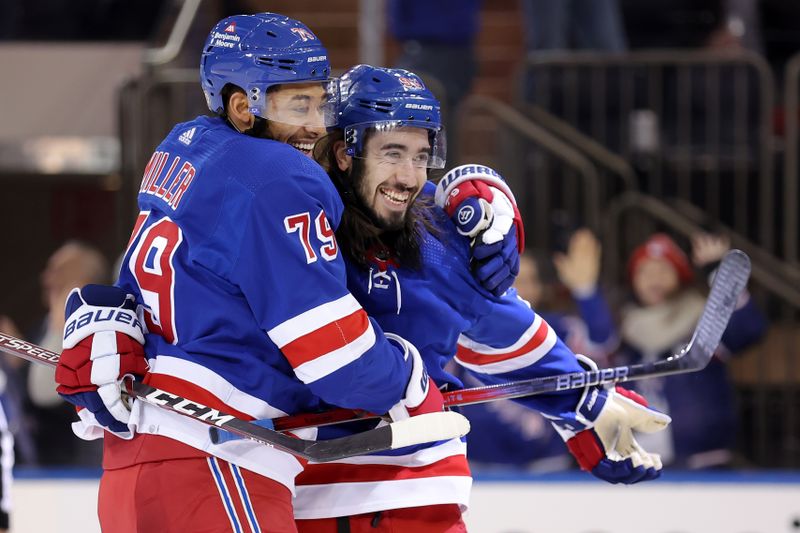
[435,164,526,296]
[456,203,476,226]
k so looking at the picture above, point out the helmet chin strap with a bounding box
[226,115,269,138]
[243,116,269,138]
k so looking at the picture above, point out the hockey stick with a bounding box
[234,249,752,434]
[0,333,469,462]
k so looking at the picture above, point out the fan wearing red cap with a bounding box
[627,233,694,306]
[619,231,768,469]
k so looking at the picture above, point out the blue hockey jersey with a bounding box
[75,115,418,490]
[294,183,586,518]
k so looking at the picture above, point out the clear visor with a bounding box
[256,78,340,128]
[345,121,446,169]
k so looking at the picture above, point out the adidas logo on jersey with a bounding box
[178,127,196,146]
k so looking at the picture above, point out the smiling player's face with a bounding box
[354,128,430,230]
[265,83,331,158]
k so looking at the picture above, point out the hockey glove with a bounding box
[435,164,525,296]
[55,285,149,434]
[385,333,445,421]
[551,355,671,484]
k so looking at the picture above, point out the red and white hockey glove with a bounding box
[435,164,525,296]
[551,355,671,484]
[385,333,445,421]
[55,285,149,436]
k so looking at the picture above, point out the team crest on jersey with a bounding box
[178,127,196,146]
[398,76,424,90]
[291,27,316,42]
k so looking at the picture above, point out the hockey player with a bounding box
[52,14,455,532]
[291,65,672,531]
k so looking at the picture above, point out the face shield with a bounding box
[252,78,340,128]
[344,120,446,169]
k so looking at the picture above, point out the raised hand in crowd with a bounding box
[552,228,602,296]
[691,232,731,269]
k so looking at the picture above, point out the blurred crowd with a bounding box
[458,227,767,473]
[0,242,107,467]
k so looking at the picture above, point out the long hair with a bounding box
[314,130,440,270]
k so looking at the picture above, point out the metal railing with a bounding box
[456,94,629,249]
[517,50,777,252]
[143,0,203,67]
[782,51,800,266]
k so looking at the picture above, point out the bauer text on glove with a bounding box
[55,284,149,435]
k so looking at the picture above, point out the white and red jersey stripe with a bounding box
[268,294,378,384]
[293,438,471,519]
[455,313,558,375]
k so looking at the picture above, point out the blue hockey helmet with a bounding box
[200,13,339,127]
[337,64,445,169]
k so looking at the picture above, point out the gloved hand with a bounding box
[385,333,444,421]
[55,284,149,435]
[551,356,671,484]
[471,224,520,297]
[435,164,525,296]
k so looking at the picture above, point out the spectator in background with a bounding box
[547,229,619,365]
[0,240,108,466]
[706,0,763,54]
[387,0,481,158]
[521,0,628,53]
[617,232,767,468]
[453,229,618,471]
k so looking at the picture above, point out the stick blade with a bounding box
[305,411,470,462]
[683,249,751,368]
[388,412,471,449]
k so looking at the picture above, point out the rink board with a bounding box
[9,470,800,533]
[466,471,800,533]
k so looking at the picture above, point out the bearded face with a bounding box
[349,128,430,230]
